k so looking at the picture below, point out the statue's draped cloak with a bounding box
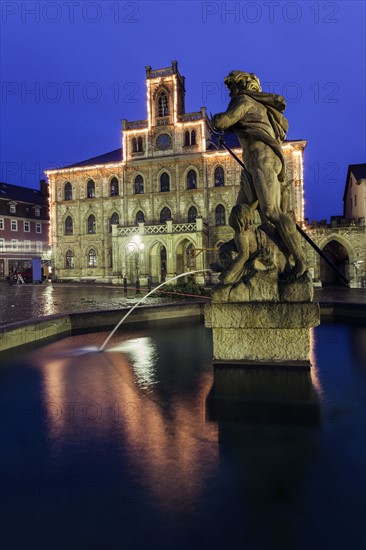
[229,90,289,182]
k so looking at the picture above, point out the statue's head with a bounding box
[224,71,262,95]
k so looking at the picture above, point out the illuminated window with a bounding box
[24,221,30,232]
[64,182,72,200]
[12,239,18,250]
[87,180,95,198]
[110,177,119,196]
[134,175,144,194]
[24,240,31,250]
[0,238,4,249]
[66,250,74,269]
[160,172,170,192]
[214,166,225,187]
[110,212,119,232]
[188,206,197,222]
[11,219,17,231]
[87,214,96,234]
[88,248,97,267]
[135,210,145,224]
[158,92,169,116]
[184,130,197,147]
[187,169,197,190]
[132,136,144,153]
[215,204,226,226]
[65,216,73,235]
[160,207,171,223]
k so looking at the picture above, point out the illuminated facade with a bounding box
[46,62,365,287]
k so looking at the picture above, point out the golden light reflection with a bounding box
[310,328,323,397]
[36,332,218,512]
[108,337,158,390]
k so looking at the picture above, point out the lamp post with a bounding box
[135,252,140,294]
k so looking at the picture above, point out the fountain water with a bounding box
[99,269,211,352]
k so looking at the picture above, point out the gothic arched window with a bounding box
[65,216,73,235]
[110,177,119,196]
[87,180,95,198]
[110,212,119,232]
[187,169,197,190]
[88,248,97,267]
[184,131,190,147]
[160,207,171,223]
[215,204,226,226]
[191,130,196,145]
[132,137,137,152]
[134,175,144,194]
[188,206,197,223]
[65,250,74,269]
[214,166,225,187]
[135,210,145,224]
[158,92,169,117]
[87,214,96,234]
[137,137,143,152]
[160,172,170,192]
[64,182,72,201]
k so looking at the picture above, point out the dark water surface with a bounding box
[1,323,365,550]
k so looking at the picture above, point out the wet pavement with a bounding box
[0,281,364,326]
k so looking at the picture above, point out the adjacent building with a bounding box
[0,180,50,279]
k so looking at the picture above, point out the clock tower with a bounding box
[122,61,208,161]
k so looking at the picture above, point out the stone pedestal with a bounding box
[205,302,320,363]
[204,300,321,424]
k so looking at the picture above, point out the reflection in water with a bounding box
[38,330,218,513]
[108,337,158,390]
[309,327,323,398]
[1,322,366,550]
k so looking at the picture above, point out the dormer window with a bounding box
[158,92,169,117]
[9,203,16,213]
[35,207,40,217]
[132,137,144,153]
[183,130,197,147]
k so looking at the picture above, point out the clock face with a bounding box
[156,133,172,151]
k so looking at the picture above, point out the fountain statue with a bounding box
[205,70,320,421]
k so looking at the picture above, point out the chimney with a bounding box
[40,179,49,197]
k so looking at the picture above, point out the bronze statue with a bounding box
[212,71,307,282]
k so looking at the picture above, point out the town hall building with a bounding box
[46,62,365,287]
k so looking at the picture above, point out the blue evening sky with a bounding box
[1,0,365,220]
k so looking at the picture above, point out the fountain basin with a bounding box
[0,318,365,550]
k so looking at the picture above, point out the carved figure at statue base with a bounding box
[211,200,313,303]
[212,70,308,296]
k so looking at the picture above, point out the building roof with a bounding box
[63,148,123,169]
[0,182,48,206]
[349,163,366,181]
[51,135,306,171]
[0,182,49,220]
[343,163,366,202]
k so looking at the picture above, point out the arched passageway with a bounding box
[320,240,349,286]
